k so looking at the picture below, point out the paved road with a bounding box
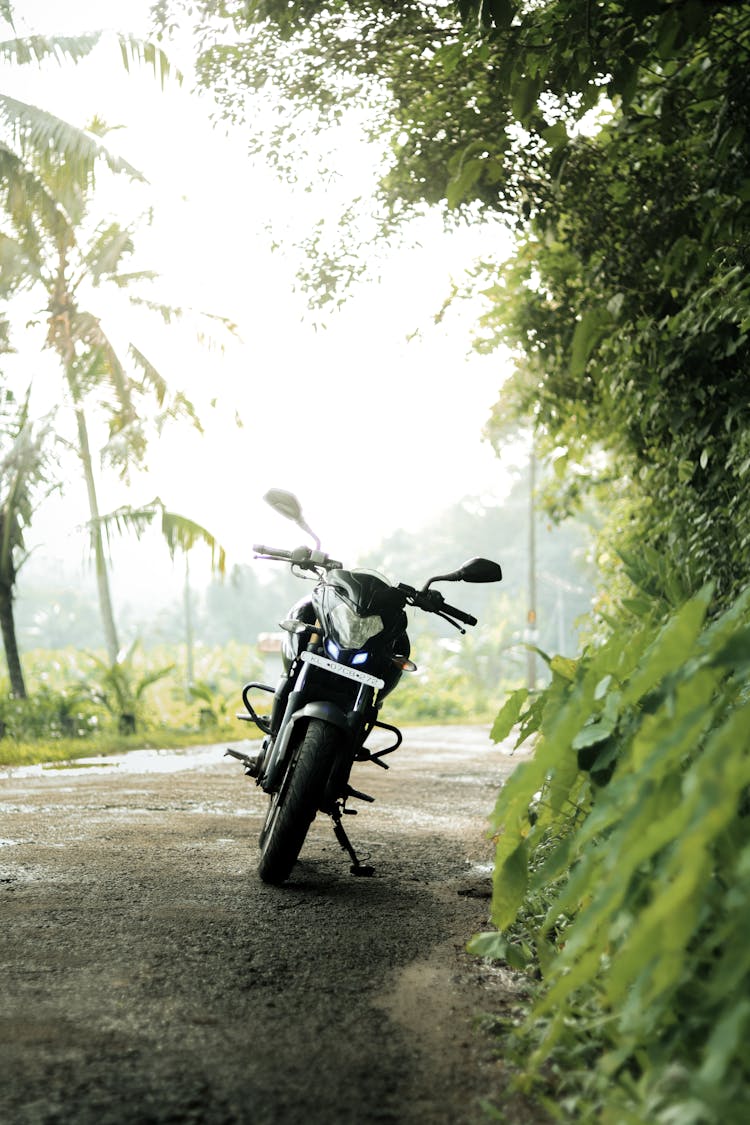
[1,726,530,1125]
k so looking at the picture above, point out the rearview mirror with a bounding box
[263,489,320,548]
[423,556,502,590]
[457,557,503,584]
[263,489,303,523]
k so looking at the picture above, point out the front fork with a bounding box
[233,647,404,876]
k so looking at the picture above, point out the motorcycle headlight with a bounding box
[329,603,383,648]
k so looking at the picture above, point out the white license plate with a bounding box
[301,650,384,690]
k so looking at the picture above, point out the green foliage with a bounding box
[473,3,750,607]
[475,581,750,1120]
[382,627,508,725]
[85,641,175,733]
[0,682,99,741]
[0,640,264,762]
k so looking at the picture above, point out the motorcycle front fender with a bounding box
[261,701,352,793]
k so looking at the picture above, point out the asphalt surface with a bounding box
[1,726,532,1125]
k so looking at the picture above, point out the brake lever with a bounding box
[436,611,467,635]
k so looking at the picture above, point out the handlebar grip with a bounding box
[253,544,293,559]
[443,603,478,627]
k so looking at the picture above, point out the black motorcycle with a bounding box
[226,489,502,884]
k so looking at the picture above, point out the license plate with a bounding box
[301,650,384,690]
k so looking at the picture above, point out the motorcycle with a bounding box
[226,489,502,885]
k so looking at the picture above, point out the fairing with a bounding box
[281,570,410,698]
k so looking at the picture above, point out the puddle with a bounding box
[2,743,248,780]
[43,762,116,771]
[466,861,494,876]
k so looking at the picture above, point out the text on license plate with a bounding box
[301,650,384,690]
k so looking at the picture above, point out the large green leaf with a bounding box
[490,687,528,743]
[621,585,713,707]
[569,307,611,376]
[491,838,529,930]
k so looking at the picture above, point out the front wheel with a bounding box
[257,719,341,885]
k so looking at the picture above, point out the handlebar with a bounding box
[253,543,343,570]
[441,602,478,627]
[253,549,479,630]
[397,583,477,630]
[253,544,293,560]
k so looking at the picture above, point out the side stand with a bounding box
[331,809,375,877]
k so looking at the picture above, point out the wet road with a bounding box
[0,726,529,1125]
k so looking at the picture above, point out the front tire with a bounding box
[257,719,341,885]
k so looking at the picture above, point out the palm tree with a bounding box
[97,498,227,699]
[0,10,234,665]
[1,163,217,662]
[0,388,55,697]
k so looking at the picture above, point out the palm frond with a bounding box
[0,33,102,67]
[165,390,203,433]
[86,115,124,138]
[0,32,180,91]
[128,344,168,407]
[92,504,157,550]
[72,312,136,416]
[0,94,145,184]
[126,295,239,348]
[0,230,40,294]
[64,345,109,405]
[109,270,159,288]
[125,295,186,325]
[160,506,227,576]
[101,417,147,479]
[0,142,72,251]
[92,498,226,577]
[128,345,203,432]
[84,221,135,286]
[117,35,182,90]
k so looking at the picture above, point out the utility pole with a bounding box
[527,437,538,692]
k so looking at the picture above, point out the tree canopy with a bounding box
[155,0,750,608]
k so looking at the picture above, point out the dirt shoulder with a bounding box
[1,726,535,1125]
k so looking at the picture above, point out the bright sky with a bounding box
[6,1,518,594]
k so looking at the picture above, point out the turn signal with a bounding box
[392,656,417,672]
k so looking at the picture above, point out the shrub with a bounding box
[473,580,750,1122]
[0,683,100,741]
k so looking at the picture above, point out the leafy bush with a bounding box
[473,580,750,1122]
[0,683,100,741]
[383,630,519,725]
[86,641,175,734]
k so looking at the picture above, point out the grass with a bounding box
[0,723,264,768]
